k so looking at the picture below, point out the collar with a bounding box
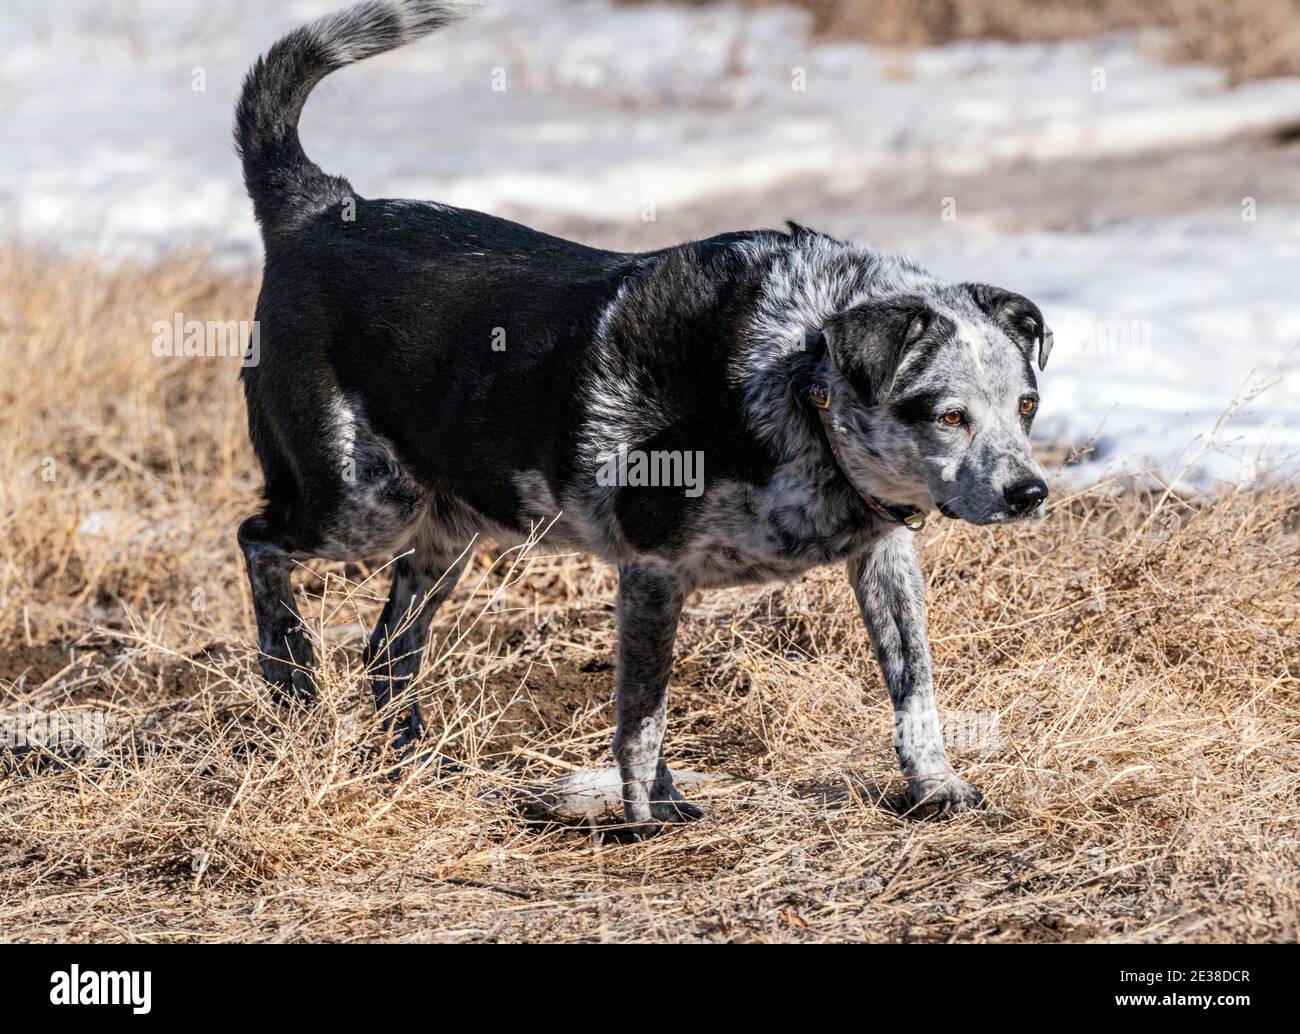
[806,329,927,532]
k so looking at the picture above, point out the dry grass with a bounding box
[0,244,1297,943]
[622,0,1300,83]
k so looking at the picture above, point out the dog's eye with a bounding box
[1019,397,1037,416]
[940,410,965,427]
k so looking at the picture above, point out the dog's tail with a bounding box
[235,0,477,233]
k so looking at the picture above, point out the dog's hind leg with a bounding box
[612,563,703,838]
[238,514,317,703]
[365,519,472,753]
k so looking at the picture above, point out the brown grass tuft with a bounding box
[1,245,1297,942]
[620,0,1300,83]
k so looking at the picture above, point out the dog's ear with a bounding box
[786,221,825,239]
[965,284,1053,371]
[822,298,934,406]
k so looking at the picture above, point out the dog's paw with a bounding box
[383,746,459,782]
[906,773,984,818]
[650,797,705,824]
[358,734,459,783]
[380,716,462,781]
[259,629,317,704]
[648,771,706,825]
[261,660,317,705]
[616,807,704,843]
[617,781,706,840]
[387,712,424,754]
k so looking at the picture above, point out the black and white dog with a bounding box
[235,0,1052,835]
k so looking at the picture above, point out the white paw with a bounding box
[907,773,985,817]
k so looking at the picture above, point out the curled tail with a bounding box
[235,0,476,233]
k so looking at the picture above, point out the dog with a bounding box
[235,0,1052,836]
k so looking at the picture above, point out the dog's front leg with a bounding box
[612,563,703,837]
[848,529,983,815]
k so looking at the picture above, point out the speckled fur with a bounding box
[234,1,1053,830]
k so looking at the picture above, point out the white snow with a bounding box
[3,0,1298,488]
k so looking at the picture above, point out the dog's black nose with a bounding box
[1004,478,1048,514]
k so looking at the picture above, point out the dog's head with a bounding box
[811,283,1051,525]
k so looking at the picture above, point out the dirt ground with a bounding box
[0,232,1297,943]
